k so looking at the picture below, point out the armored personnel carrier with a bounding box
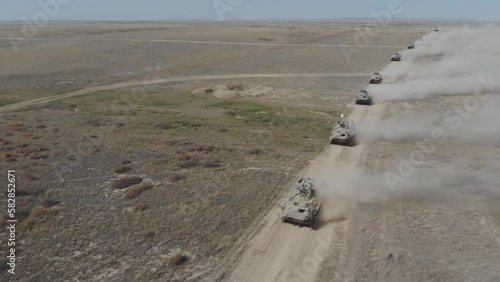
[356,89,372,105]
[369,72,383,84]
[330,114,356,146]
[280,178,322,228]
[391,53,402,61]
[408,43,415,49]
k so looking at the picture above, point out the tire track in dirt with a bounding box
[0,73,370,113]
[322,104,389,282]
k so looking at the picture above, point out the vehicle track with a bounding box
[225,103,386,282]
[0,73,370,112]
[0,37,406,49]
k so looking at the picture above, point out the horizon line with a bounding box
[0,18,495,24]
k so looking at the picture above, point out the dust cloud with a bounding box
[317,25,500,224]
[356,96,500,146]
[368,25,500,102]
[316,159,500,223]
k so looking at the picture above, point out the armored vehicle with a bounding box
[330,114,356,146]
[391,53,402,61]
[408,43,415,49]
[369,72,383,84]
[356,89,373,105]
[280,178,322,228]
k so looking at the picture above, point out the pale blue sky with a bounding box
[1,0,499,21]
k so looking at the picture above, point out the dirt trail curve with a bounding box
[223,103,385,282]
[0,73,369,113]
[0,37,405,49]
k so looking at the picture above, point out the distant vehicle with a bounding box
[408,43,415,49]
[356,89,373,105]
[330,114,356,146]
[435,29,439,32]
[280,178,322,229]
[391,52,402,61]
[369,72,383,84]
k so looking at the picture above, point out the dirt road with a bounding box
[0,37,405,49]
[0,72,370,112]
[226,103,385,282]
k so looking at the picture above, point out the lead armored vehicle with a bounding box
[408,43,415,49]
[391,52,402,61]
[356,89,372,105]
[280,178,322,228]
[369,72,383,84]
[330,114,356,146]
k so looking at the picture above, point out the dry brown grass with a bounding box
[111,176,143,189]
[135,203,149,212]
[156,123,173,130]
[41,199,60,208]
[26,173,38,181]
[30,153,48,160]
[37,146,50,152]
[113,165,131,174]
[144,231,156,239]
[170,174,187,182]
[187,145,216,153]
[248,148,263,155]
[19,218,35,235]
[21,131,34,139]
[169,253,189,266]
[86,118,111,127]
[6,156,17,162]
[30,207,60,218]
[202,160,223,168]
[19,207,61,235]
[177,160,199,169]
[124,183,154,200]
[227,84,244,91]
[176,154,193,162]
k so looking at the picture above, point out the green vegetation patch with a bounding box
[62,89,336,152]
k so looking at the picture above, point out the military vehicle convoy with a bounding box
[391,52,402,61]
[330,114,356,146]
[280,177,322,228]
[281,40,423,229]
[355,89,372,105]
[369,72,383,84]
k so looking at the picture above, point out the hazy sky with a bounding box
[1,0,500,22]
